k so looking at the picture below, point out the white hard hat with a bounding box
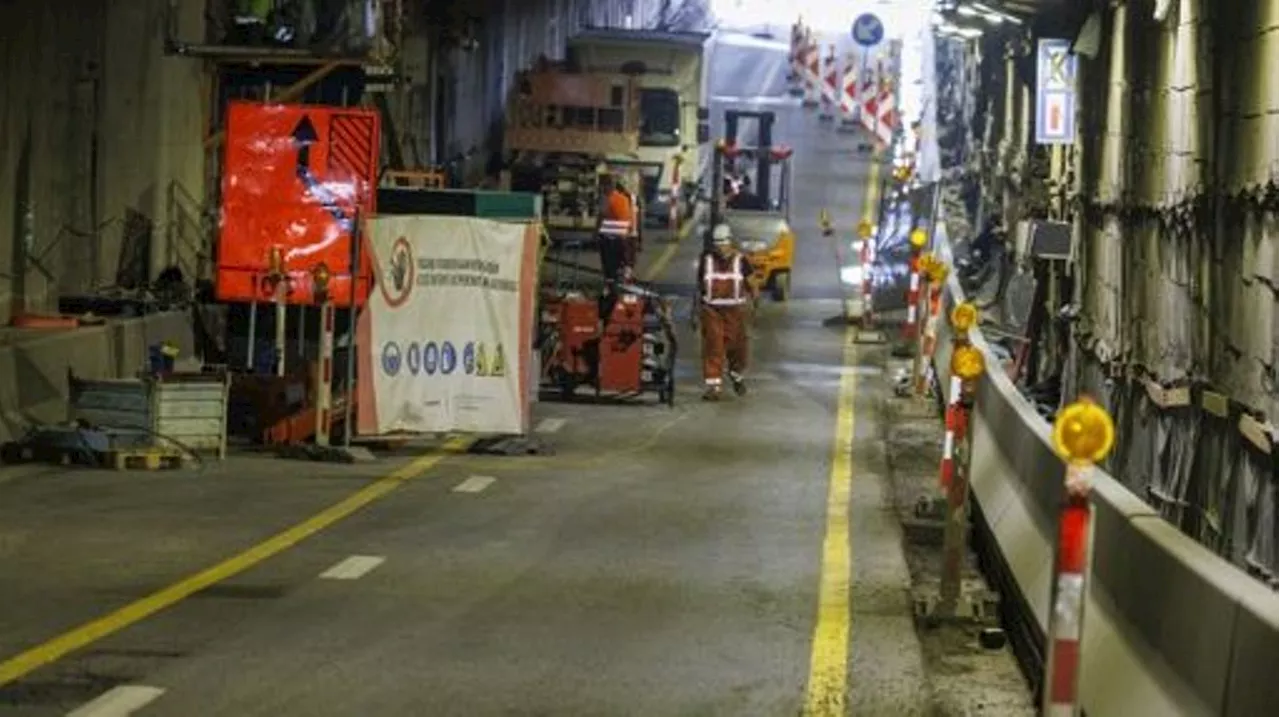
[711,223,732,243]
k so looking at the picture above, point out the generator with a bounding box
[539,287,677,405]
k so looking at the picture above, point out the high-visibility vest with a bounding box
[599,189,632,238]
[702,254,747,306]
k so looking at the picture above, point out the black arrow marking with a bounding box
[292,115,318,179]
[289,114,355,235]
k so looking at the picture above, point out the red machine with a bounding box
[539,287,677,405]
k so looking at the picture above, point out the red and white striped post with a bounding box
[904,259,921,340]
[938,374,964,489]
[1044,398,1116,717]
[935,303,984,618]
[311,264,335,447]
[857,219,875,329]
[915,257,947,396]
[669,154,682,235]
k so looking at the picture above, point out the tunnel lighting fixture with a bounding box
[971,1,1024,25]
[934,20,983,40]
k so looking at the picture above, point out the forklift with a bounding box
[707,109,796,302]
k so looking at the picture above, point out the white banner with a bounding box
[357,215,538,436]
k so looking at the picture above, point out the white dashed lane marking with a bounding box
[319,555,386,580]
[452,476,497,494]
[67,685,165,717]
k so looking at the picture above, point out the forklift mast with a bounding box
[724,109,776,202]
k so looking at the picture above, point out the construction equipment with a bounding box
[538,283,678,406]
[709,109,796,302]
[565,29,711,231]
[501,58,647,248]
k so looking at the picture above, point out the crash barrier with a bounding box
[929,224,1277,716]
[0,311,198,444]
[357,215,540,436]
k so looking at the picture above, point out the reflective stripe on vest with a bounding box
[600,219,630,237]
[702,255,745,306]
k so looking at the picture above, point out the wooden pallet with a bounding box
[105,448,187,471]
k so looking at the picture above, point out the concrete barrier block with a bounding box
[1223,582,1279,716]
[0,311,195,443]
[1082,585,1216,716]
[1114,517,1239,711]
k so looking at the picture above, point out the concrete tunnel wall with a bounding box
[919,2,1277,710]
[0,0,207,322]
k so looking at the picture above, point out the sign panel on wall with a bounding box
[216,101,380,306]
[1035,39,1077,145]
[357,215,539,436]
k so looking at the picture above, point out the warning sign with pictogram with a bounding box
[1035,38,1077,145]
[216,101,381,307]
[475,342,490,376]
[491,343,507,378]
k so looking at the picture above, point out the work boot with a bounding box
[702,385,721,401]
[730,372,747,396]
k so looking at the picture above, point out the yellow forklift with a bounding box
[708,109,796,301]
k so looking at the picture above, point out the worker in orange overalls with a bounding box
[597,171,637,285]
[695,223,754,401]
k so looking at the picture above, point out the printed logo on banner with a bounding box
[381,342,402,376]
[380,236,416,308]
[492,343,506,378]
[405,341,421,375]
[463,342,477,375]
[474,343,488,376]
[423,341,439,375]
[441,341,457,375]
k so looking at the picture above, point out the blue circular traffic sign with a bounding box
[441,341,457,375]
[851,13,884,47]
[381,342,402,377]
[423,341,439,375]
[405,342,421,375]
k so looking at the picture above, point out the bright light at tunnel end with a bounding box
[711,0,934,41]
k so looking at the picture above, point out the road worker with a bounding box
[695,223,754,401]
[619,177,642,281]
[597,171,637,284]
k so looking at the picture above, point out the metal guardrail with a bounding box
[928,222,1277,717]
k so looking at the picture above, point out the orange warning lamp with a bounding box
[950,344,986,382]
[927,261,949,285]
[266,246,285,276]
[950,302,979,332]
[819,209,834,236]
[1053,397,1116,465]
[857,219,873,239]
[909,227,928,249]
[311,262,332,295]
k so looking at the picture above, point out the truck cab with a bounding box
[566,29,711,233]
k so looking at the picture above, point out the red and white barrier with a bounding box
[903,254,921,340]
[938,374,964,488]
[1044,475,1091,716]
[669,157,681,234]
[315,302,335,446]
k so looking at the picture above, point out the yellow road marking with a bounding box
[0,437,472,688]
[801,158,881,716]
